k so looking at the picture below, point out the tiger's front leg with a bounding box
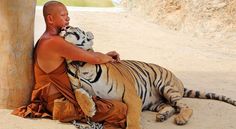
[123,83,142,129]
[124,96,142,129]
[74,88,96,117]
[67,70,96,117]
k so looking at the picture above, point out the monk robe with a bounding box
[12,47,127,129]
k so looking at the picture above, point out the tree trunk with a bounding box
[0,0,36,109]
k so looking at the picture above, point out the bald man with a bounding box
[12,1,127,129]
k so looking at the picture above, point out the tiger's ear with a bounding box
[60,26,72,37]
[59,30,66,37]
[86,32,94,40]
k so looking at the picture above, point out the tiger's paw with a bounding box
[156,112,169,122]
[74,88,96,117]
[156,104,175,122]
[175,108,193,125]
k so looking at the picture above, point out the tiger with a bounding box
[60,26,236,129]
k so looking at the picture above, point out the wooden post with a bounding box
[0,0,36,108]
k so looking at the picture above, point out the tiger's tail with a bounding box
[183,88,236,106]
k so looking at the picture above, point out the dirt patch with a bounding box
[122,0,236,41]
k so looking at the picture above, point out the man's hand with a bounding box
[106,51,120,62]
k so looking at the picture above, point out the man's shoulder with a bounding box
[40,35,62,42]
[38,35,68,51]
[39,35,64,45]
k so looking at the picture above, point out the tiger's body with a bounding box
[60,26,236,129]
[78,60,168,110]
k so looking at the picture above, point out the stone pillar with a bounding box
[0,0,36,108]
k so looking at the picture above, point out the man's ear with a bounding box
[47,15,53,24]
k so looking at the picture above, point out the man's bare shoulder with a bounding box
[39,35,66,48]
[39,35,63,44]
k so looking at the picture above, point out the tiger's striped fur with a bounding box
[60,26,236,129]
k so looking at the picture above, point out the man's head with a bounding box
[43,1,70,29]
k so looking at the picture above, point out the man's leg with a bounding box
[91,97,127,129]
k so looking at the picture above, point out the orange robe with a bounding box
[12,57,127,129]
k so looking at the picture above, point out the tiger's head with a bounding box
[60,26,98,82]
[59,26,94,51]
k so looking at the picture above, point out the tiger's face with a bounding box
[59,26,94,51]
[60,25,98,81]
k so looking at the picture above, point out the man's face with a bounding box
[51,5,70,29]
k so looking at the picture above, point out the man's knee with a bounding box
[99,99,127,120]
[111,100,127,116]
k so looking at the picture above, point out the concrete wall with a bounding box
[0,0,36,109]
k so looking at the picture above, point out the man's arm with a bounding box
[48,36,115,64]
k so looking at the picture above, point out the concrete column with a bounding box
[0,0,36,108]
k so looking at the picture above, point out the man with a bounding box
[12,1,127,129]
